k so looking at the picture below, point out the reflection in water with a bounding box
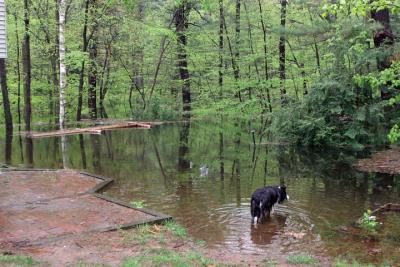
[233,120,242,206]
[219,131,224,180]
[5,128,12,165]
[79,134,87,169]
[250,214,287,245]
[91,135,101,171]
[61,136,68,169]
[0,121,399,263]
[25,137,33,167]
[178,120,190,171]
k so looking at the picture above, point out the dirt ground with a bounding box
[354,147,400,175]
[2,224,332,266]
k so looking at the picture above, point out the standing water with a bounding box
[1,121,399,264]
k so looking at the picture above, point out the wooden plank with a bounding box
[25,121,152,138]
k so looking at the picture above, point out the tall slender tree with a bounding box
[88,0,98,119]
[218,0,224,95]
[278,0,287,105]
[77,0,90,121]
[58,0,67,128]
[12,12,22,124]
[257,0,272,112]
[175,0,191,120]
[234,0,241,101]
[23,0,32,131]
[0,59,13,131]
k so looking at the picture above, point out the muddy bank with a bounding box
[354,147,400,174]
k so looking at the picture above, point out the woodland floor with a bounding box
[354,147,400,175]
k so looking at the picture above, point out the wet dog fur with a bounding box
[250,185,289,224]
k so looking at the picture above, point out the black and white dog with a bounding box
[250,185,289,224]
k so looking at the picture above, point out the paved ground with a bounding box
[0,170,166,253]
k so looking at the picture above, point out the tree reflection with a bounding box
[178,120,191,171]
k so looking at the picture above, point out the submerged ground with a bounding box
[1,120,399,266]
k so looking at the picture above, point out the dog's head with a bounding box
[278,185,289,203]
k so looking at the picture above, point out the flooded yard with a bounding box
[1,120,400,265]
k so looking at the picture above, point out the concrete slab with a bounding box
[0,170,171,251]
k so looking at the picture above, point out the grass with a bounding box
[0,255,39,266]
[262,258,278,267]
[69,260,111,267]
[286,254,318,265]
[122,248,217,267]
[129,200,145,209]
[120,224,153,245]
[334,259,391,267]
[163,220,188,238]
[120,221,188,246]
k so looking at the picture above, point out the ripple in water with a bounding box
[185,201,323,255]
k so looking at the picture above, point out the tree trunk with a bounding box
[99,44,110,118]
[23,0,32,131]
[77,0,90,121]
[88,36,98,119]
[257,0,272,112]
[371,6,394,100]
[53,0,60,123]
[222,12,240,100]
[234,0,240,69]
[279,0,287,105]
[178,121,191,171]
[58,0,67,128]
[0,59,13,131]
[234,0,241,101]
[13,13,22,125]
[308,10,321,75]
[133,1,145,110]
[218,0,224,96]
[175,1,191,120]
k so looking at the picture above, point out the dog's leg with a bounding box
[253,216,258,224]
[271,206,275,214]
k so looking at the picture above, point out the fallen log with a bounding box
[25,121,151,138]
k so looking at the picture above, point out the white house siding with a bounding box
[0,0,7,59]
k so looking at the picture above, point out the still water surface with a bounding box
[1,121,399,263]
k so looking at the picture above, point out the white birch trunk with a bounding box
[58,0,66,128]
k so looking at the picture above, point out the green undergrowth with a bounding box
[262,258,278,267]
[119,220,188,246]
[69,261,111,267]
[163,220,188,238]
[122,248,218,267]
[0,254,39,266]
[334,259,391,267]
[120,221,222,267]
[129,200,145,209]
[286,254,318,265]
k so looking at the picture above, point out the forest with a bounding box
[0,0,399,148]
